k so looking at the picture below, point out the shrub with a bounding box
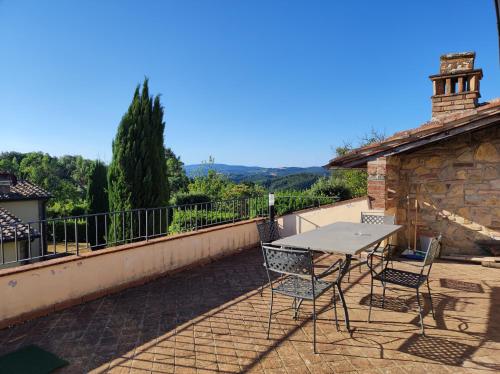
[171,192,211,206]
[309,177,351,201]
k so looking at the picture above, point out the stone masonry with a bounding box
[368,125,500,255]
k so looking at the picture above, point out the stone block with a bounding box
[482,166,498,179]
[447,184,464,197]
[475,143,500,162]
[456,150,473,162]
[414,166,430,176]
[425,182,447,194]
[425,156,443,168]
[466,169,483,182]
[456,170,467,179]
[490,179,500,189]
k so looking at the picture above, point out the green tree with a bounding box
[165,148,189,196]
[312,129,386,199]
[86,160,109,247]
[107,78,169,241]
[309,177,351,200]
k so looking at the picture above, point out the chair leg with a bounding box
[368,276,374,323]
[332,286,339,331]
[292,297,296,318]
[336,283,350,333]
[267,291,274,339]
[416,287,425,336]
[426,279,435,320]
[347,267,351,282]
[313,297,317,354]
[259,284,264,297]
[382,282,386,309]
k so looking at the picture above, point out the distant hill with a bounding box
[184,163,329,191]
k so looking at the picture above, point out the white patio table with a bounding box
[272,221,402,333]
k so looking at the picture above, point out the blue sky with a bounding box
[0,1,498,167]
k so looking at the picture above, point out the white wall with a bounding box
[278,197,370,237]
[1,200,40,222]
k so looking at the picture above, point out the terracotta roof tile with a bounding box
[0,207,40,242]
[327,98,500,168]
[0,180,51,201]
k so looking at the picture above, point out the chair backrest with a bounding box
[423,234,442,266]
[257,221,281,244]
[361,212,395,225]
[261,244,313,277]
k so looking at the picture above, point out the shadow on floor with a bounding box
[439,278,484,294]
[398,333,476,366]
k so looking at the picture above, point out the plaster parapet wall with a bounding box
[0,197,370,328]
[277,196,370,237]
[0,218,263,329]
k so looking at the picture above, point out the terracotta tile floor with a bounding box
[0,248,499,373]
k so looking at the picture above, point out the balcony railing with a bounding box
[0,194,337,267]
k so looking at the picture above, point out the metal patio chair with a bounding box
[257,221,282,296]
[367,234,442,335]
[257,220,281,244]
[348,213,396,281]
[261,244,342,353]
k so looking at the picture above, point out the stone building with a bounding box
[327,52,500,256]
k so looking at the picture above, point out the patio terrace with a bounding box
[0,247,498,373]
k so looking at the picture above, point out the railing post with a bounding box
[0,225,3,265]
[28,223,32,260]
[269,192,275,222]
[194,204,198,230]
[75,219,79,255]
[232,200,235,223]
[145,209,149,241]
[64,219,68,253]
[166,207,169,235]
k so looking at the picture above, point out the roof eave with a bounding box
[326,110,500,169]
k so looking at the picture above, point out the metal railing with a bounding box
[0,194,337,267]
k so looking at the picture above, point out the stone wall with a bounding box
[387,125,500,255]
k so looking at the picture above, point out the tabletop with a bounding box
[272,221,403,256]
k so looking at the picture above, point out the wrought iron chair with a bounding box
[261,244,342,353]
[367,234,442,335]
[257,220,281,244]
[257,221,282,296]
[348,213,396,281]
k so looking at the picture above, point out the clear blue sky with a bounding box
[0,1,498,167]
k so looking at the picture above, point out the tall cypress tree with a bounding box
[86,160,109,248]
[108,79,169,241]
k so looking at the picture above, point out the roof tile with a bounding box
[327,98,500,168]
[0,180,51,201]
[0,207,40,242]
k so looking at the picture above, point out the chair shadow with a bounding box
[359,293,416,313]
[398,333,476,366]
[439,278,484,294]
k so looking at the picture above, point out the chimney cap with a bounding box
[439,51,476,74]
[440,51,475,60]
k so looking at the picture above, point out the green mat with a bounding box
[0,345,68,374]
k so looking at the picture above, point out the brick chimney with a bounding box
[429,52,483,118]
[0,172,16,194]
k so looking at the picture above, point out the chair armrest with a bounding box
[392,258,425,268]
[315,259,342,279]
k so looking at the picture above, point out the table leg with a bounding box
[338,254,352,334]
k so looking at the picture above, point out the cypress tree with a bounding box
[107,78,169,241]
[86,160,109,248]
